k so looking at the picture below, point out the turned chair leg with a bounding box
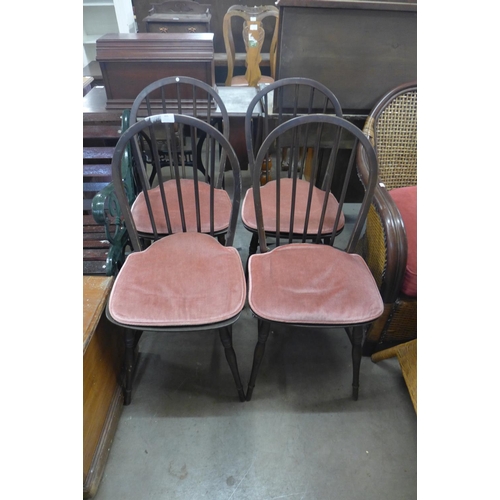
[246,319,271,401]
[351,325,364,401]
[123,328,136,405]
[219,326,246,402]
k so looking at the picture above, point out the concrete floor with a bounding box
[93,171,417,500]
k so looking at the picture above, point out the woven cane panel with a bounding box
[365,204,387,288]
[381,297,417,343]
[376,91,417,190]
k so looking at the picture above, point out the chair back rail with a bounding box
[111,114,242,251]
[251,114,378,253]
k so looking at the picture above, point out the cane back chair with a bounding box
[245,114,384,401]
[356,81,417,355]
[106,113,246,404]
[241,78,344,257]
[223,4,279,87]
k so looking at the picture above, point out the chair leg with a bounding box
[123,328,136,405]
[351,325,364,401]
[246,319,271,401]
[248,233,259,256]
[219,326,246,402]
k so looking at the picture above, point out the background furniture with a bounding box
[245,114,383,401]
[371,339,417,413]
[222,4,279,87]
[356,81,417,355]
[83,276,125,497]
[274,0,417,115]
[143,0,211,33]
[106,114,246,404]
[83,0,136,70]
[96,33,216,110]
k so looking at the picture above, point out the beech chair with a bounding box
[356,81,417,355]
[242,78,344,257]
[106,113,246,404]
[223,5,279,87]
[129,76,233,243]
[245,114,384,401]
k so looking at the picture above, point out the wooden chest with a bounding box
[96,33,216,110]
[143,0,211,34]
[83,276,124,498]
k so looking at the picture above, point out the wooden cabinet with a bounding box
[83,276,125,497]
[143,0,211,34]
[83,0,136,69]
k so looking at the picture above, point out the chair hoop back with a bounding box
[251,114,378,253]
[111,114,242,251]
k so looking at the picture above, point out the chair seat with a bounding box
[131,179,232,235]
[108,232,246,327]
[248,243,384,325]
[389,186,417,297]
[242,178,345,235]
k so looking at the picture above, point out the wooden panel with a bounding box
[83,276,124,497]
[275,0,417,114]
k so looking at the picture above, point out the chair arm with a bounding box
[357,142,408,303]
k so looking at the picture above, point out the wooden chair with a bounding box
[106,113,246,404]
[129,76,233,243]
[245,114,384,401]
[356,81,417,356]
[223,4,279,87]
[241,78,344,257]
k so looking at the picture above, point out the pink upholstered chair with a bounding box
[356,81,417,355]
[129,76,232,243]
[245,114,384,401]
[106,114,246,404]
[242,78,344,258]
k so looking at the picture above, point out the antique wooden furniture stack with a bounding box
[143,0,212,34]
[356,81,417,355]
[244,113,384,400]
[83,276,125,497]
[223,4,279,87]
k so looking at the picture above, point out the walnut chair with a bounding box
[129,76,233,243]
[242,77,344,257]
[223,4,279,87]
[106,113,246,404]
[245,114,384,401]
[356,81,417,355]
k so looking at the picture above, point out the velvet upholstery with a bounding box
[248,244,384,325]
[241,178,345,235]
[130,179,232,235]
[389,186,417,297]
[108,232,246,327]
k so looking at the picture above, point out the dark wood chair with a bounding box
[356,81,417,355]
[223,4,279,87]
[106,113,246,404]
[245,114,384,401]
[241,77,344,257]
[129,76,233,243]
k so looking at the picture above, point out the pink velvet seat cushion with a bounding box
[242,178,345,235]
[248,244,384,325]
[389,186,417,297]
[108,232,246,327]
[131,179,232,234]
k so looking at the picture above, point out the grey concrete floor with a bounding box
[93,171,417,500]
